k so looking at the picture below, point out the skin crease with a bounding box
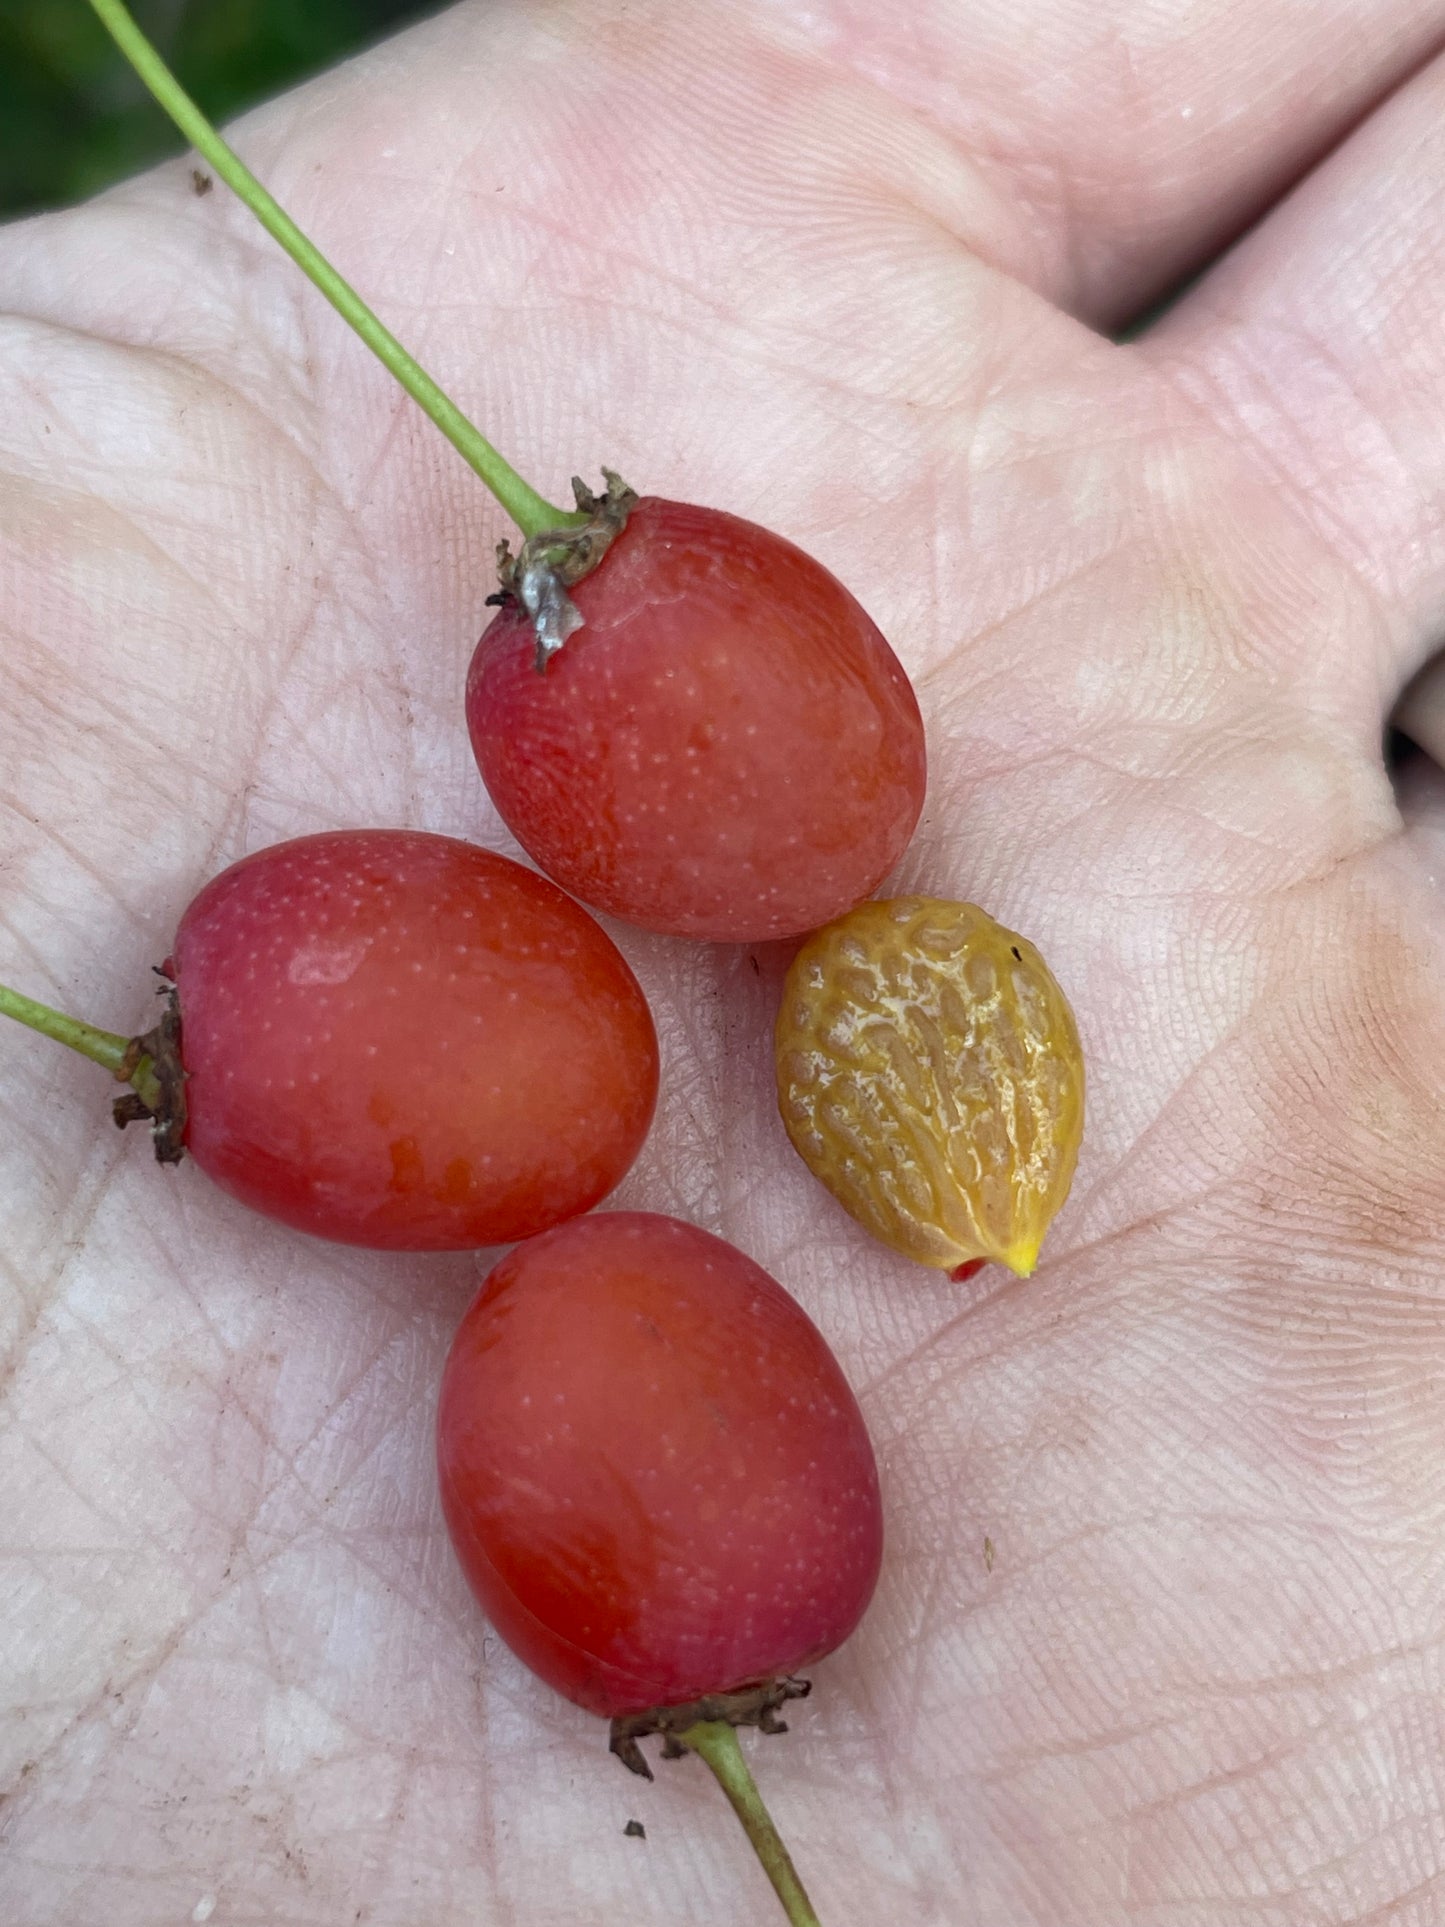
[3,0,1445,1921]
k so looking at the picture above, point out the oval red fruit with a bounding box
[437,1211,883,1717]
[171,831,658,1248]
[467,498,927,942]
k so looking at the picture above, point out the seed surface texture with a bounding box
[775,897,1084,1276]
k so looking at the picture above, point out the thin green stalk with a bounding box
[86,0,579,541]
[0,982,131,1075]
[678,1720,823,1927]
[0,981,162,1111]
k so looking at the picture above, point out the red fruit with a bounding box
[437,1211,882,1717]
[467,497,927,942]
[168,831,658,1247]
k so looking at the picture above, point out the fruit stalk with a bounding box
[0,981,162,1112]
[85,0,577,540]
[678,1720,823,1927]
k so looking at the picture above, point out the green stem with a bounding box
[678,1720,823,1927]
[0,981,161,1111]
[85,0,578,541]
[0,982,131,1075]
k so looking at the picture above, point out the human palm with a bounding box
[5,2,1445,1921]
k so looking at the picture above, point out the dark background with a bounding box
[1,0,440,220]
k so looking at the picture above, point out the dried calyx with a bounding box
[608,1677,811,1780]
[489,470,638,671]
[110,987,189,1163]
[0,973,189,1167]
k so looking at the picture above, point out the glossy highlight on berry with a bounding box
[775,897,1085,1277]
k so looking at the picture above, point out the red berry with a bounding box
[467,498,927,942]
[437,1211,882,1717]
[171,830,658,1247]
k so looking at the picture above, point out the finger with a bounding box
[762,0,1445,326]
[19,0,1439,422]
[39,0,1445,353]
[1143,48,1445,700]
[1397,664,1445,773]
[1393,736,1445,892]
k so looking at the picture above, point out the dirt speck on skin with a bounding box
[983,1534,995,1572]
[624,1818,646,1839]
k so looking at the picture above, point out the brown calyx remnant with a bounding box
[608,1677,811,1781]
[111,985,188,1165]
[486,470,637,672]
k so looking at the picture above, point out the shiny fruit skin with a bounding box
[171,831,658,1248]
[466,497,927,942]
[436,1211,883,1718]
[775,897,1084,1277]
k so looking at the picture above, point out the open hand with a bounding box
[3,2,1445,1920]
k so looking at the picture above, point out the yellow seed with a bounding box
[774,898,1084,1277]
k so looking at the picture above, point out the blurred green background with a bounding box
[1,0,440,220]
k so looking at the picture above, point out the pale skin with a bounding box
[3,0,1445,1920]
